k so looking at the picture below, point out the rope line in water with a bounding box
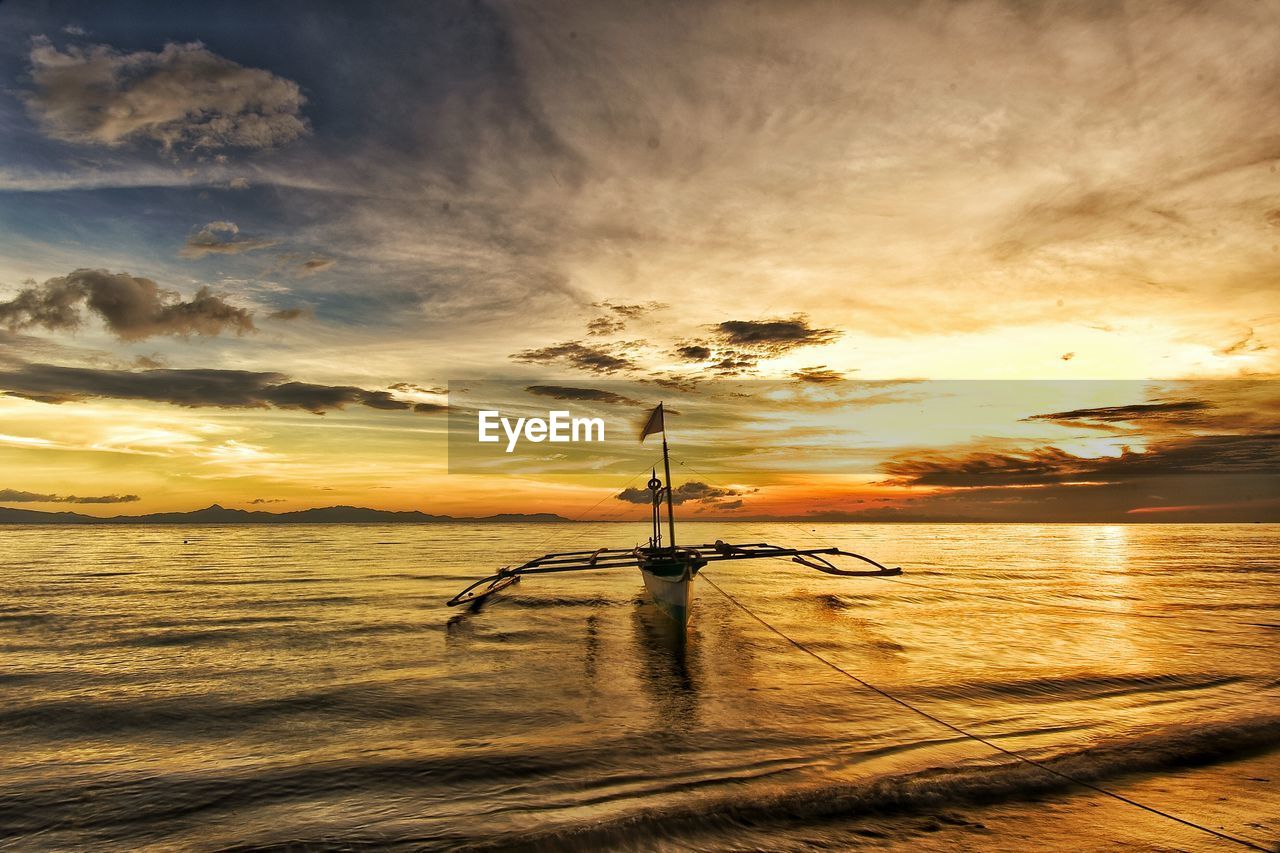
[700,572,1271,852]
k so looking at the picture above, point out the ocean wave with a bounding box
[0,723,836,840]
[913,671,1249,703]
[813,592,875,610]
[5,714,1277,849]
[445,714,1280,851]
[0,683,457,741]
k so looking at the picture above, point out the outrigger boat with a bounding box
[447,403,902,625]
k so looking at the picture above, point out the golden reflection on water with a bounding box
[0,523,1276,850]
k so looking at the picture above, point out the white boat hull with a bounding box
[640,565,695,626]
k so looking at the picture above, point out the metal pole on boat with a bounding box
[662,433,676,549]
[640,401,677,551]
[649,468,662,548]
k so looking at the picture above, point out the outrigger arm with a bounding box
[446,540,902,607]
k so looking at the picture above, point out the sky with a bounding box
[0,0,1276,521]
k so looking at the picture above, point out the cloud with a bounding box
[586,316,624,336]
[673,344,712,361]
[248,498,284,504]
[584,301,666,336]
[180,221,277,257]
[511,340,638,374]
[616,480,744,506]
[670,316,843,375]
[713,315,841,352]
[24,37,308,151]
[0,361,423,415]
[882,433,1280,488]
[296,258,336,277]
[1024,400,1211,428]
[413,402,448,413]
[389,382,446,394]
[1216,328,1267,357]
[11,2,1280,379]
[650,373,702,392]
[707,355,758,375]
[0,489,139,504]
[791,366,844,384]
[0,269,254,340]
[227,177,250,190]
[524,385,639,405]
[593,301,668,320]
[267,307,312,321]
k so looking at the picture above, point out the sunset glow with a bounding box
[0,1,1276,521]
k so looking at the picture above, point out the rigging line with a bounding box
[700,572,1270,852]
[515,458,661,561]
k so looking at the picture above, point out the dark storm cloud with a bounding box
[0,269,254,340]
[511,341,638,374]
[791,366,844,384]
[0,489,139,504]
[616,481,743,506]
[23,37,308,152]
[0,361,421,415]
[524,385,640,405]
[882,433,1280,488]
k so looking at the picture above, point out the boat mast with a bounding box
[662,428,676,549]
[640,401,677,550]
[648,468,662,548]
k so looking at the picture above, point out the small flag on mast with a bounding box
[639,403,665,443]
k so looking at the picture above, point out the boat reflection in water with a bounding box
[632,600,701,722]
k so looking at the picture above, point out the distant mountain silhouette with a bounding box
[0,504,570,525]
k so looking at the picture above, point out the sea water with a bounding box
[0,523,1276,850]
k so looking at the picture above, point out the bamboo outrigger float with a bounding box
[447,403,902,625]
